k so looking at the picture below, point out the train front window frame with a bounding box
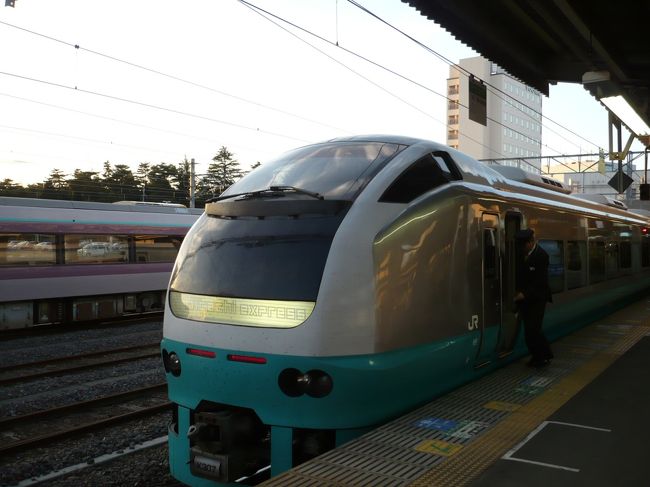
[221,141,406,202]
[379,151,461,204]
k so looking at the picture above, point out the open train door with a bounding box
[498,212,522,356]
[475,213,501,366]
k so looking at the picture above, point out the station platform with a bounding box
[262,297,650,486]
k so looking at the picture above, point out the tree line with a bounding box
[0,147,258,208]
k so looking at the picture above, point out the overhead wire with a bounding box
[5,5,543,164]
[0,70,312,144]
[0,92,277,159]
[0,123,185,157]
[0,19,352,135]
[344,0,602,152]
[239,0,574,159]
[238,0,511,160]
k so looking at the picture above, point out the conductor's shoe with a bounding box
[527,358,549,368]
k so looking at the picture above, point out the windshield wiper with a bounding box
[207,185,323,203]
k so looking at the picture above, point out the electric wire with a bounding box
[239,0,511,160]
[240,0,571,159]
[345,0,602,151]
[0,92,277,159]
[0,123,185,157]
[0,70,312,144]
[0,19,352,135]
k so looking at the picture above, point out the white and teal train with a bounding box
[162,135,650,485]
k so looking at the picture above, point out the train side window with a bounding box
[566,240,587,289]
[483,228,497,279]
[620,241,632,269]
[65,234,128,264]
[0,233,56,266]
[538,240,564,293]
[380,153,455,203]
[642,237,650,267]
[589,240,606,283]
[605,241,619,278]
[134,235,183,263]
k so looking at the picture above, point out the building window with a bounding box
[447,129,459,140]
[448,85,459,95]
[448,100,459,110]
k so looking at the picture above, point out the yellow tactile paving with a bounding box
[263,300,650,487]
[409,324,650,487]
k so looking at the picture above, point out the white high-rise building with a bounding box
[447,56,543,171]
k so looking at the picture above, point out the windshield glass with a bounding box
[223,141,405,200]
[169,212,343,302]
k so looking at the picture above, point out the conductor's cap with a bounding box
[515,228,535,241]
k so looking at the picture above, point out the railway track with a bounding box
[0,313,164,340]
[0,383,170,456]
[0,343,162,386]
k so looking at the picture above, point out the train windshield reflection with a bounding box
[222,141,407,200]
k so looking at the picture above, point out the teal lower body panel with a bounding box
[162,278,650,485]
[162,333,485,485]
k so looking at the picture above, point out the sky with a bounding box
[0,0,643,186]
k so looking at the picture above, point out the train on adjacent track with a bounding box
[0,197,202,329]
[161,135,650,485]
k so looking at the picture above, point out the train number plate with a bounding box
[193,455,221,476]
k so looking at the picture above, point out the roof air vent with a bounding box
[572,193,629,210]
[490,166,571,194]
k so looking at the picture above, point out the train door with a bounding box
[498,212,522,356]
[476,213,501,366]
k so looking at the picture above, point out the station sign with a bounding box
[469,76,487,126]
[608,170,633,194]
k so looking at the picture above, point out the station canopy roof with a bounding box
[404,0,650,130]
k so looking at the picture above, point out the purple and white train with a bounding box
[0,197,201,329]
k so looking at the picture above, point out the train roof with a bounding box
[0,196,204,216]
[325,136,650,224]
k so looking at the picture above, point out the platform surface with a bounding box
[263,297,650,486]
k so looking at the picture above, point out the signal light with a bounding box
[227,354,267,364]
[168,352,182,376]
[162,349,182,376]
[278,368,333,398]
[187,348,216,358]
[643,228,648,235]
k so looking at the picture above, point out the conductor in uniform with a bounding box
[514,228,553,367]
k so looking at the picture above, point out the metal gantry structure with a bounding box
[480,150,649,200]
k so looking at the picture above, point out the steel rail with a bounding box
[0,382,167,428]
[0,345,161,386]
[0,390,171,456]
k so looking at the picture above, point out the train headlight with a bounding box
[162,349,170,373]
[168,352,182,377]
[305,369,333,398]
[278,368,333,398]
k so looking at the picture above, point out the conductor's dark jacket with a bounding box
[519,244,552,304]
